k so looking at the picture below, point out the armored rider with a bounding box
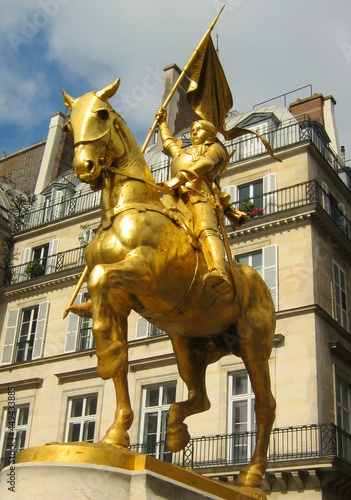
[156,107,246,296]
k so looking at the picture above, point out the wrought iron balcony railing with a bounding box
[130,422,351,470]
[1,423,349,473]
[9,118,350,234]
[13,190,101,233]
[231,179,351,240]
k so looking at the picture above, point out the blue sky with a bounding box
[1,0,351,162]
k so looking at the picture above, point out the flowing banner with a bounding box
[185,32,280,161]
[185,34,233,131]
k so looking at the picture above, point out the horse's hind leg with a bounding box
[166,335,213,452]
[235,315,276,487]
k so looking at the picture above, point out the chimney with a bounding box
[35,111,65,194]
[289,93,325,125]
[289,93,340,154]
[155,64,199,149]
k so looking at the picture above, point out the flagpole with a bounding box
[141,6,225,154]
[213,190,242,311]
[63,7,225,318]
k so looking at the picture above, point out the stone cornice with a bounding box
[55,367,98,384]
[0,348,96,373]
[0,377,43,393]
[3,269,84,298]
[228,209,314,241]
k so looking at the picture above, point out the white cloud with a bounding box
[0,0,351,154]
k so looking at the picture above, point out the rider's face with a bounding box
[190,122,208,145]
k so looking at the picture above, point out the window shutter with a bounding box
[136,314,149,339]
[322,182,331,215]
[19,247,32,282]
[30,194,45,227]
[1,309,20,365]
[222,184,239,204]
[32,302,49,359]
[263,174,277,215]
[222,185,239,225]
[262,245,278,310]
[64,293,83,353]
[46,239,59,274]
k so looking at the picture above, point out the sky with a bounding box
[0,0,351,161]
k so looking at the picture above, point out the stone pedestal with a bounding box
[0,443,265,499]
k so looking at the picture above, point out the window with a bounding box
[64,293,95,352]
[64,395,98,443]
[224,173,277,218]
[15,306,38,362]
[336,377,351,460]
[28,244,49,278]
[235,246,278,310]
[240,122,269,159]
[332,261,349,331]
[19,240,59,282]
[236,251,263,276]
[238,180,263,209]
[228,371,255,463]
[139,383,176,461]
[322,183,347,235]
[78,315,94,351]
[78,293,94,351]
[136,315,165,339]
[1,302,49,365]
[0,404,29,470]
[43,189,64,222]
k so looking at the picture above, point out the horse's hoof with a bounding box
[235,469,263,488]
[166,423,190,452]
[67,300,92,318]
[100,428,130,448]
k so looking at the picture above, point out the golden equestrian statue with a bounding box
[61,10,278,489]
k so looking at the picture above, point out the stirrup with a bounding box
[203,269,232,295]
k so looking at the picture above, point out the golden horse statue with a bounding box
[62,78,276,488]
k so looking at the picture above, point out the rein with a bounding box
[111,169,175,195]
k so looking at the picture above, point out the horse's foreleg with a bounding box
[88,265,133,447]
[101,357,134,448]
[167,335,212,452]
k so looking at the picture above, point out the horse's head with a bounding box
[62,78,125,187]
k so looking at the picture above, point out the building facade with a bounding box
[0,72,350,498]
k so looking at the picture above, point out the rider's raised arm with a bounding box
[156,107,182,159]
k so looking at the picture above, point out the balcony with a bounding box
[230,179,351,240]
[3,246,85,287]
[130,423,351,469]
[13,189,101,233]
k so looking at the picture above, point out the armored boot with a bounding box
[199,229,232,295]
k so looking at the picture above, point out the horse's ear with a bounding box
[96,78,121,101]
[62,89,75,110]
